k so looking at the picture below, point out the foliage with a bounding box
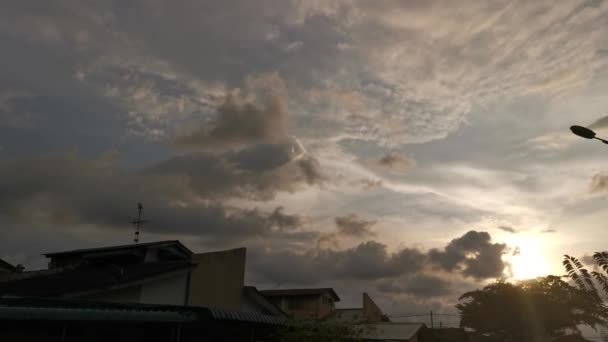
[564,253,608,298]
[456,276,608,342]
[272,319,370,342]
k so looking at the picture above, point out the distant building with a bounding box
[0,240,286,317]
[260,288,340,320]
[332,292,385,323]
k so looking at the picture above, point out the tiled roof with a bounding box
[260,288,340,301]
[43,240,192,257]
[0,261,193,297]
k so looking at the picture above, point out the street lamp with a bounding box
[570,125,608,144]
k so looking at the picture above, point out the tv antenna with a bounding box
[131,202,147,244]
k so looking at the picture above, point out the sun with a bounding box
[508,235,551,280]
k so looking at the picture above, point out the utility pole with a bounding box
[131,202,147,244]
[430,311,434,328]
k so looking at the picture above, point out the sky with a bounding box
[2,0,608,320]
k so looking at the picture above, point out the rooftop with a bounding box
[260,288,340,302]
[43,240,193,258]
[0,261,193,297]
[0,297,285,325]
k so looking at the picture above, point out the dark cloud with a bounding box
[151,140,323,201]
[428,230,508,279]
[268,207,304,231]
[249,240,427,285]
[497,225,517,233]
[377,274,453,298]
[250,231,509,287]
[173,73,289,149]
[589,115,608,130]
[541,229,557,233]
[335,213,377,237]
[373,153,416,171]
[0,152,315,245]
[590,172,608,193]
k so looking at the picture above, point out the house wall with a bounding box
[187,248,246,311]
[83,286,142,303]
[140,273,188,305]
[363,293,383,323]
[268,294,334,320]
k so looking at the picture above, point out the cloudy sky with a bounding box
[3,0,608,320]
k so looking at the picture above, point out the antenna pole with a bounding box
[131,202,147,244]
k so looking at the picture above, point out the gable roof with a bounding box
[259,288,340,302]
[43,240,193,258]
[243,286,287,318]
[0,258,17,273]
[0,261,193,297]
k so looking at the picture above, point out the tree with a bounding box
[563,254,608,296]
[456,276,608,342]
[272,319,370,342]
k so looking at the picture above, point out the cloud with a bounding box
[0,152,317,245]
[377,274,453,298]
[373,153,417,171]
[335,213,377,237]
[173,73,289,149]
[428,230,509,279]
[151,140,323,201]
[589,115,608,130]
[590,171,608,193]
[541,228,557,233]
[250,230,510,287]
[358,178,384,191]
[497,225,517,233]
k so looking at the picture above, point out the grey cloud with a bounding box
[250,231,509,287]
[358,178,383,191]
[590,172,608,193]
[335,213,377,237]
[249,240,427,285]
[151,140,323,201]
[541,229,557,233]
[173,73,289,149]
[377,275,453,298]
[589,115,608,130]
[374,153,417,171]
[429,231,508,279]
[0,152,314,245]
[497,225,517,233]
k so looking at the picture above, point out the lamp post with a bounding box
[570,125,608,144]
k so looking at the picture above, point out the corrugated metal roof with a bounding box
[208,307,286,325]
[0,306,190,322]
[0,297,285,325]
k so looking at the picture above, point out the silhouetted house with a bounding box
[359,322,426,342]
[0,240,285,316]
[0,241,287,341]
[331,292,385,323]
[260,288,340,320]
